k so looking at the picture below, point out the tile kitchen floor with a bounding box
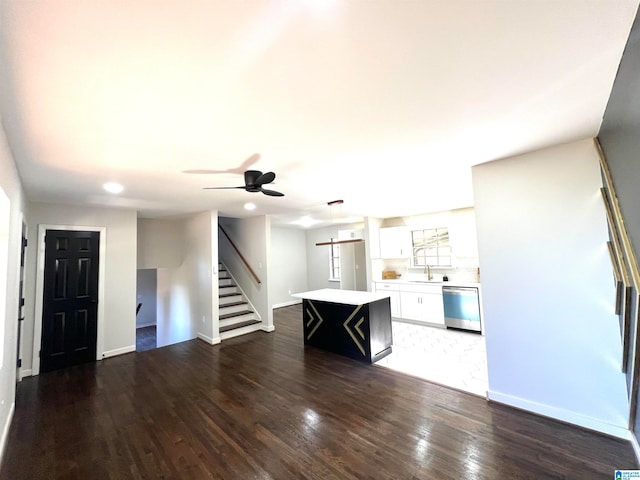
[375,321,488,397]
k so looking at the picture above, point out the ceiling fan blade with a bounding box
[183,153,261,175]
[261,188,284,197]
[256,171,275,186]
[202,186,245,190]
[238,153,261,171]
[184,169,222,174]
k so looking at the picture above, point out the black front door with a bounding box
[40,230,99,373]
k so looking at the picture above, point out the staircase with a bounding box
[218,263,262,339]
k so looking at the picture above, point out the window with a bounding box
[411,227,451,267]
[329,239,340,280]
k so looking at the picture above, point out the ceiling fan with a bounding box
[204,170,285,197]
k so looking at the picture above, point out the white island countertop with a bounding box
[292,288,391,306]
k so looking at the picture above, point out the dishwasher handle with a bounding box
[443,287,478,296]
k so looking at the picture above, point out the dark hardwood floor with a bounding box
[1,304,637,479]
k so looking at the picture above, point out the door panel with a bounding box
[41,230,99,373]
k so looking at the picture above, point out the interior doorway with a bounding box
[136,268,157,352]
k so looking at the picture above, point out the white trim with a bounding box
[103,345,135,358]
[32,225,107,375]
[13,213,27,381]
[136,322,157,329]
[631,432,640,463]
[273,299,301,309]
[261,325,275,332]
[487,390,632,440]
[197,333,220,345]
[0,401,15,467]
[18,368,32,380]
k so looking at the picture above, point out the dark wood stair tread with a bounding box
[219,292,242,298]
[219,319,261,333]
[220,301,248,308]
[220,310,253,320]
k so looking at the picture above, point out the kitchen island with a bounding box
[291,289,393,363]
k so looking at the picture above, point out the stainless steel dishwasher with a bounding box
[442,286,481,333]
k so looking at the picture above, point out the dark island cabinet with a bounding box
[294,290,393,364]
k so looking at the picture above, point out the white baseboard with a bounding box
[261,325,275,332]
[488,390,632,440]
[273,299,301,309]
[0,402,15,467]
[197,333,221,345]
[102,345,136,359]
[631,432,640,463]
[18,369,32,380]
[136,322,157,329]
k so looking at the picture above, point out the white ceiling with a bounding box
[0,0,638,227]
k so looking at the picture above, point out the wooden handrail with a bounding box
[596,138,640,290]
[595,137,640,428]
[218,224,261,284]
[315,238,364,246]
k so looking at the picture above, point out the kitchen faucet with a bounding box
[424,264,433,281]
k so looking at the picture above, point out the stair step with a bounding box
[219,285,238,295]
[219,319,261,333]
[219,292,242,299]
[220,311,257,328]
[220,302,249,315]
[219,294,243,306]
[220,309,254,321]
[217,263,260,339]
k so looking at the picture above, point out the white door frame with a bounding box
[32,224,107,376]
[16,213,27,381]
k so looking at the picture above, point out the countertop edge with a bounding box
[374,280,481,288]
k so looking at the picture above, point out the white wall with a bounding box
[24,203,138,364]
[0,117,27,464]
[136,269,157,328]
[137,218,183,268]
[270,227,307,307]
[155,211,218,347]
[472,138,629,438]
[219,216,272,329]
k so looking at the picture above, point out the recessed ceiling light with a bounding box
[244,202,257,211]
[292,216,321,228]
[103,182,124,194]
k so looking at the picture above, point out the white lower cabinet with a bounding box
[419,290,445,326]
[374,282,401,318]
[375,282,445,326]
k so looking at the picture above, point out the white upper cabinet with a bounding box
[379,226,411,259]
